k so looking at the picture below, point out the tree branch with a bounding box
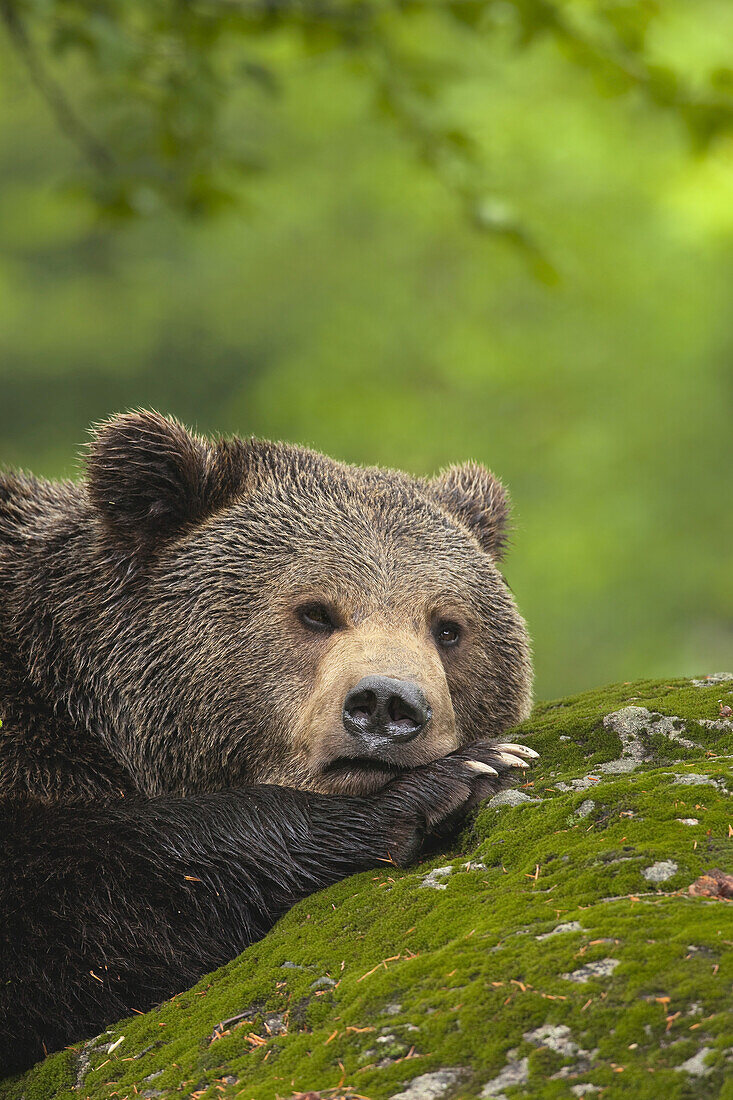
[0,0,114,174]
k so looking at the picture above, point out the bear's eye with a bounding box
[298,602,336,634]
[434,620,461,648]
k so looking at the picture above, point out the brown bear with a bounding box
[0,411,534,1075]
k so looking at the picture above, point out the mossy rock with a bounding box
[5,676,733,1100]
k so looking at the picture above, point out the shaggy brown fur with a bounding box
[0,411,533,1074]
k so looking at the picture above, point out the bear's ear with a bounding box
[87,410,248,552]
[427,462,511,560]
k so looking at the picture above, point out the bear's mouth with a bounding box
[322,755,405,777]
[318,755,407,794]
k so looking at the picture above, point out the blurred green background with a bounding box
[0,2,731,700]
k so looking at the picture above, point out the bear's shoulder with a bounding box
[0,471,132,803]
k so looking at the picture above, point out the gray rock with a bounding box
[74,1050,92,1090]
[575,800,596,819]
[601,706,702,772]
[561,958,620,983]
[480,1056,529,1097]
[672,773,718,787]
[390,1067,466,1099]
[675,1047,713,1077]
[384,1002,403,1015]
[642,860,678,883]
[699,717,733,732]
[677,818,699,825]
[524,1024,581,1058]
[571,1087,601,1097]
[671,773,731,794]
[660,730,702,751]
[555,777,602,792]
[263,1012,287,1034]
[74,1031,114,1090]
[552,1065,594,1080]
[691,673,733,686]
[420,866,453,890]
[310,976,336,990]
[487,789,541,808]
[599,758,642,774]
[374,1034,408,1064]
[536,921,584,941]
[602,706,656,767]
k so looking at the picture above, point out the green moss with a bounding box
[4,677,732,1100]
[2,1050,75,1100]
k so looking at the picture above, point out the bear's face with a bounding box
[87,413,532,796]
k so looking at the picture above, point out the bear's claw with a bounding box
[464,760,499,775]
[492,751,529,769]
[493,742,539,760]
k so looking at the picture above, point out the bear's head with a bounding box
[85,411,532,796]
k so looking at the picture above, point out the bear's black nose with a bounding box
[342,675,432,746]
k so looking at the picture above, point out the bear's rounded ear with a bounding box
[427,462,511,560]
[87,410,248,552]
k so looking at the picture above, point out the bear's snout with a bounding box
[289,621,464,792]
[342,675,431,747]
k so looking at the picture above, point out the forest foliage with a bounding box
[0,0,731,697]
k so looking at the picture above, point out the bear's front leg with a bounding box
[0,740,535,1076]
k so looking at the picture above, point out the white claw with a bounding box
[494,751,529,769]
[464,760,499,776]
[495,742,539,760]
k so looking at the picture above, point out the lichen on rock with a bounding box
[3,676,732,1100]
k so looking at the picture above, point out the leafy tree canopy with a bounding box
[3,0,733,254]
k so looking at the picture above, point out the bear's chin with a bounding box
[314,757,408,796]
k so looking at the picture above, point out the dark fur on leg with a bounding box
[0,742,520,1075]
